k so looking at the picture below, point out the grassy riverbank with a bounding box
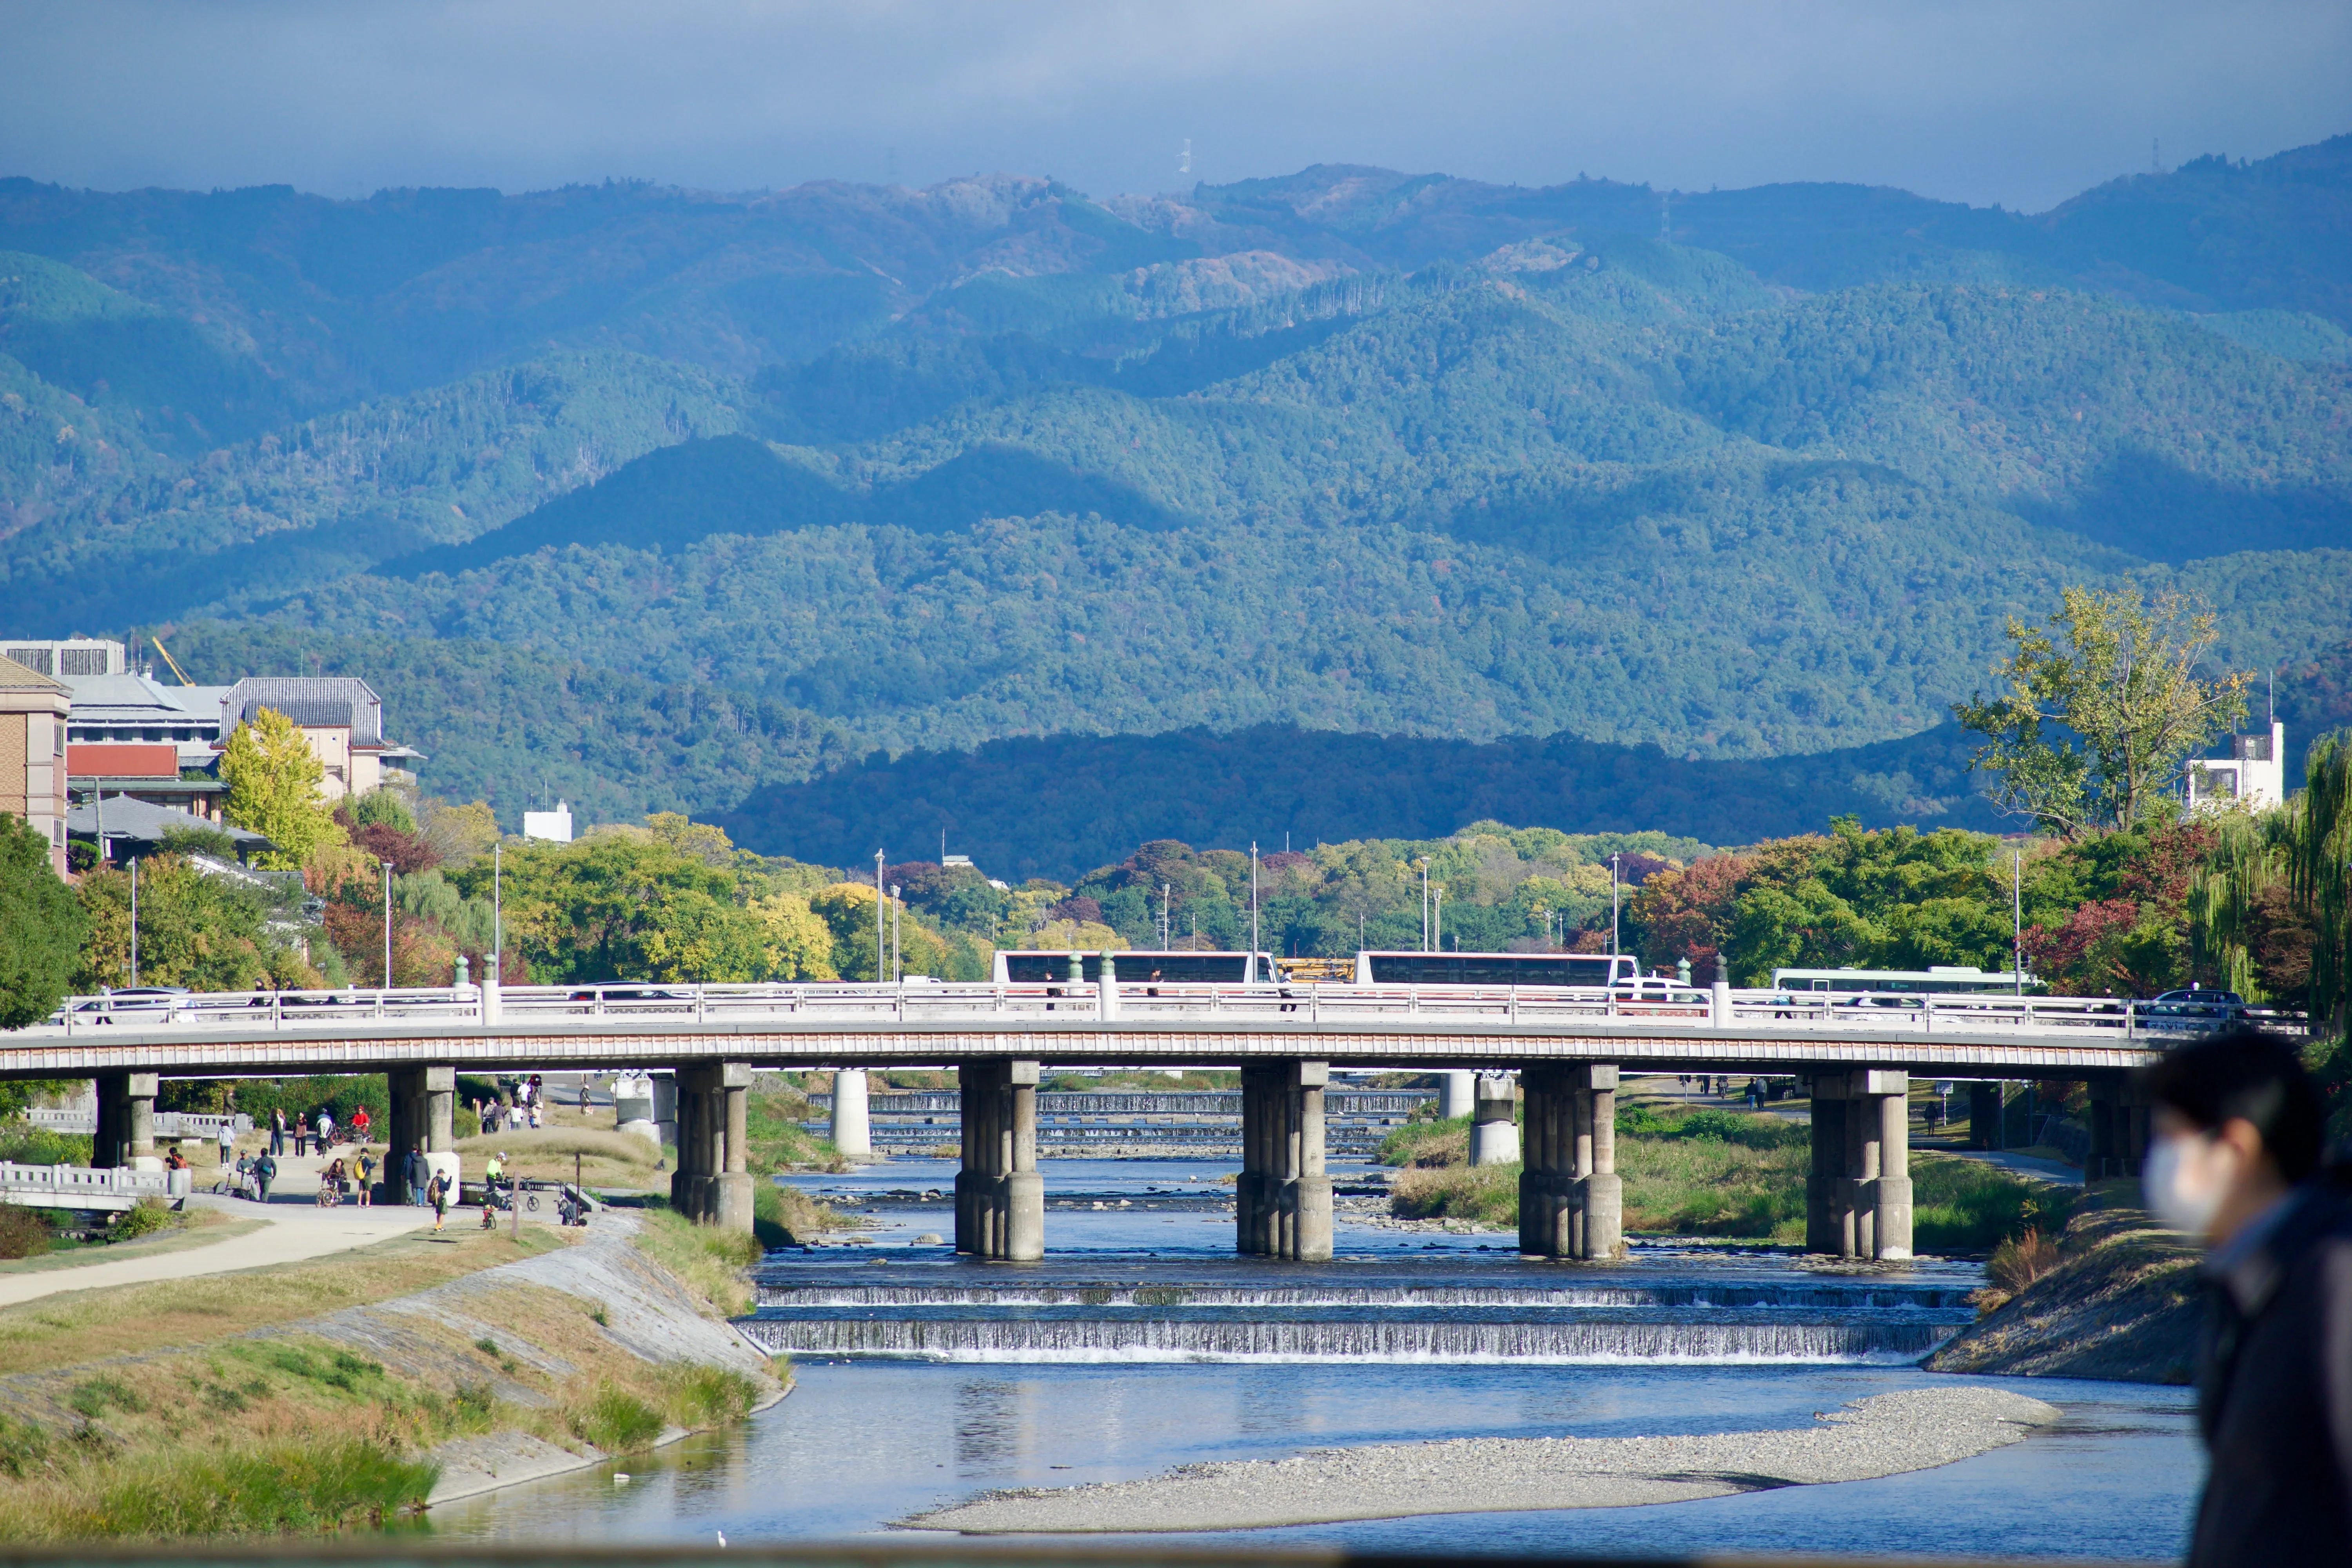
[1384,1099,2058,1253]
[0,1209,781,1540]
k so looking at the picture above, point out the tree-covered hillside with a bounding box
[4,141,2349,836]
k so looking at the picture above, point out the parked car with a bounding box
[2139,987,2247,1031]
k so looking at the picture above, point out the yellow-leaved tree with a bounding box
[749,891,840,980]
[220,707,345,868]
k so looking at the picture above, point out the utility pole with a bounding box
[128,856,138,985]
[891,885,902,982]
[492,840,503,978]
[874,850,886,983]
[1434,887,1443,952]
[1611,853,1622,958]
[382,860,395,987]
[1418,858,1430,952]
[1249,842,1260,976]
[2012,850,2024,997]
[1161,884,1171,947]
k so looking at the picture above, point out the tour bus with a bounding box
[1352,951,1641,988]
[1769,965,2035,998]
[991,950,1276,985]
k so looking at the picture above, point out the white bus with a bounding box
[1769,965,2035,996]
[991,950,1275,985]
[1352,951,1640,988]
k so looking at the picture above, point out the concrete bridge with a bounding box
[12,979,2272,1263]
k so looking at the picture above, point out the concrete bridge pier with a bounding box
[1438,1070,1475,1120]
[1518,1064,1622,1260]
[673,1062,755,1231]
[1469,1074,1520,1165]
[2084,1075,2149,1182]
[830,1068,873,1161]
[386,1065,455,1202]
[92,1073,158,1168]
[1237,1060,1332,1261]
[1967,1082,2003,1150]
[956,1059,1042,1260]
[1808,1070,1911,1260]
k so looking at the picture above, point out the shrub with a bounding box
[1913,1159,2056,1254]
[659,1365,759,1428]
[1989,1227,2065,1295]
[108,1198,178,1243]
[68,1440,433,1535]
[0,1205,51,1260]
[570,1385,664,1453]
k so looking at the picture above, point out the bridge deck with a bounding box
[2,981,2266,1078]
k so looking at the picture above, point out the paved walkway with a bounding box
[0,1152,437,1309]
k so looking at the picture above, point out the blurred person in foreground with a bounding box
[2143,1025,2352,1565]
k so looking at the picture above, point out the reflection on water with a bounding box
[429,1361,2199,1560]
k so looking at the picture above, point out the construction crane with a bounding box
[149,635,194,685]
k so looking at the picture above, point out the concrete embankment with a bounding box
[1926,1187,2203,1385]
[909,1385,2060,1533]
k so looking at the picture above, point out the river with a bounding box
[428,1156,2200,1559]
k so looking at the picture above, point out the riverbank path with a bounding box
[0,1152,434,1308]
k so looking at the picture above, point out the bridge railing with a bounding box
[0,1160,192,1208]
[29,980,2305,1041]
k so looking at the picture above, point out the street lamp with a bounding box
[1610,853,1622,958]
[890,884,902,982]
[873,849,886,983]
[381,860,395,988]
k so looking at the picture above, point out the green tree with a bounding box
[1721,820,2016,985]
[1956,586,2254,838]
[72,855,303,993]
[219,706,344,868]
[0,813,85,1028]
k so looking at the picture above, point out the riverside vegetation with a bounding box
[1382,1097,2056,1254]
[0,1203,783,1539]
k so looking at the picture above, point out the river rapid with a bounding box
[429,1156,2200,1559]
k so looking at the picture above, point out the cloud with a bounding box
[2,0,2347,211]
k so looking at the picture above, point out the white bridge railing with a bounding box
[0,1161,193,1210]
[24,982,2301,1044]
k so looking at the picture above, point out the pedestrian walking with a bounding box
[427,1170,449,1232]
[354,1147,376,1207]
[253,1150,276,1202]
[270,1107,285,1156]
[292,1113,307,1158]
[2142,1025,2352,1564]
[216,1118,234,1168]
[405,1145,424,1205]
[317,1108,333,1149]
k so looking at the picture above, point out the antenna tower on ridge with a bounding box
[1179,139,1192,178]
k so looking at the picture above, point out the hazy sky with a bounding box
[3,0,2346,212]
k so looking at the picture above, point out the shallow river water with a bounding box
[429,1157,2201,1559]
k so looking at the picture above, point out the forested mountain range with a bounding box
[4,137,2350,853]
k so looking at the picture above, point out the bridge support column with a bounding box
[1967,1082,2001,1151]
[92,1073,158,1169]
[673,1063,754,1231]
[1811,1071,1908,1260]
[1469,1074,1519,1166]
[956,1060,1042,1260]
[387,1066,455,1203]
[2119,1079,2151,1178]
[1519,1065,1620,1260]
[1807,1078,1847,1253]
[830,1068,873,1161]
[1237,1060,1331,1261]
[1438,1070,1475,1121]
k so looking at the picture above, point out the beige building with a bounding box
[214,677,422,802]
[0,653,72,876]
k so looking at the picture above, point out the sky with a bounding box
[2,0,2347,213]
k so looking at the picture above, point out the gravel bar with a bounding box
[906,1385,2061,1534]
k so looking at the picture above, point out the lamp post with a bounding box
[1610,853,1622,958]
[1249,842,1260,976]
[128,855,139,985]
[890,884,902,982]
[873,850,885,983]
[381,860,395,988]
[1418,858,1430,952]
[2012,849,2024,997]
[492,839,502,975]
[1161,883,1171,947]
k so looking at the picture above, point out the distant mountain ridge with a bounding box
[2,136,2348,833]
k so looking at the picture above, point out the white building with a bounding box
[523,800,574,843]
[2187,720,2287,812]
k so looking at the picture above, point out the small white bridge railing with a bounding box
[0,1161,194,1212]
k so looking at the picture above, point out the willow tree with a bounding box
[1956,587,2253,838]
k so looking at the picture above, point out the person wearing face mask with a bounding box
[2142,1025,2350,1566]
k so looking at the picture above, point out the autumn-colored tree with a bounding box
[1955,586,2252,837]
[220,706,345,867]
